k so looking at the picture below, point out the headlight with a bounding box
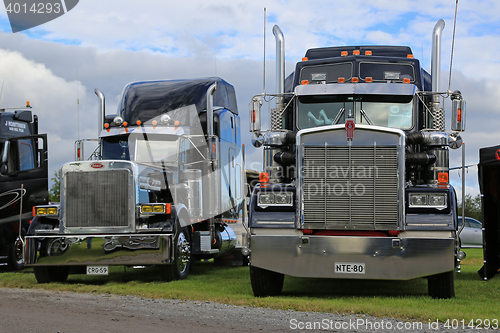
[257,192,293,208]
[258,193,274,206]
[140,203,170,214]
[408,193,447,210]
[34,205,59,217]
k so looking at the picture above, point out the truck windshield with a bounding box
[297,94,414,130]
[101,134,179,163]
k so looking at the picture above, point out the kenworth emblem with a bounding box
[345,120,355,139]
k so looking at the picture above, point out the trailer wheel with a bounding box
[7,237,24,270]
[428,270,455,299]
[33,266,70,283]
[159,222,191,282]
[250,265,284,297]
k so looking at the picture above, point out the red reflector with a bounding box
[438,172,449,183]
[259,172,269,183]
[457,108,462,122]
[302,229,314,235]
[252,110,256,123]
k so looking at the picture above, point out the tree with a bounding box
[457,193,482,222]
[49,169,62,203]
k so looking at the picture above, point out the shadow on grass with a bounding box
[282,276,428,298]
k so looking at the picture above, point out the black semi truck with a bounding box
[0,103,48,270]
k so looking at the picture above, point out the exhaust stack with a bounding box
[95,89,105,136]
[272,25,285,130]
[431,19,445,130]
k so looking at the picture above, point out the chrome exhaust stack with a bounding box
[272,25,285,130]
[431,19,445,131]
[94,89,105,135]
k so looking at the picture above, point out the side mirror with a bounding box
[451,91,465,132]
[0,163,7,175]
[249,96,263,133]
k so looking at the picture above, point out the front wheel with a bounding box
[7,237,24,271]
[33,266,70,283]
[250,265,284,297]
[428,271,455,299]
[159,222,191,282]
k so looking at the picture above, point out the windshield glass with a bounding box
[101,134,179,163]
[297,95,414,130]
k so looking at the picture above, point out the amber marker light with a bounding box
[352,77,359,83]
[403,78,411,83]
[123,121,128,127]
[301,80,309,85]
[341,51,348,57]
[152,120,158,126]
[136,120,142,126]
[104,123,110,128]
[302,57,308,61]
[338,77,346,83]
[407,54,414,58]
[353,50,360,55]
[365,50,372,56]
[365,77,373,82]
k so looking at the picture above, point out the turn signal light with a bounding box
[302,57,308,61]
[259,172,270,183]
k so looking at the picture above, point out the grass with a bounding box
[0,248,498,322]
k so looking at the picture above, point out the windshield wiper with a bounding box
[359,109,374,125]
[333,108,346,124]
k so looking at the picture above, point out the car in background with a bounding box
[458,217,483,248]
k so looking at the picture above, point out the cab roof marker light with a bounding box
[341,51,348,57]
[365,50,372,56]
[407,54,414,58]
[353,50,360,55]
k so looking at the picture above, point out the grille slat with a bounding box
[302,144,399,230]
[64,170,131,229]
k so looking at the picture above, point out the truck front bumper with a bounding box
[250,235,455,280]
[24,234,173,266]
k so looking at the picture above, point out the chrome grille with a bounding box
[302,144,399,230]
[64,170,130,229]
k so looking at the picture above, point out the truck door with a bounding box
[0,134,48,227]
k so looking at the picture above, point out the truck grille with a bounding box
[302,144,399,230]
[64,170,131,229]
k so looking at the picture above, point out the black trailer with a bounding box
[478,145,500,280]
[0,106,48,270]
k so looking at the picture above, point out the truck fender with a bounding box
[174,204,190,228]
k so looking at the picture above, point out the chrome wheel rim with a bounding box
[176,231,191,274]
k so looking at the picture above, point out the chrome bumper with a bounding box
[250,235,455,279]
[24,234,173,266]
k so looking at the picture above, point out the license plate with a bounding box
[86,266,108,275]
[334,262,365,274]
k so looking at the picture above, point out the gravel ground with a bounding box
[0,287,489,333]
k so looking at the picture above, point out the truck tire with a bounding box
[7,237,24,271]
[159,222,191,282]
[250,265,284,297]
[428,270,455,299]
[33,266,70,283]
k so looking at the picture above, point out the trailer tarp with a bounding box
[119,77,238,124]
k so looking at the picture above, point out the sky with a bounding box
[0,0,499,200]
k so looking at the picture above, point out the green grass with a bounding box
[1,249,498,322]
